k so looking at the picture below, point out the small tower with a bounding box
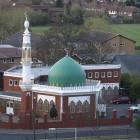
[19,13,33,113]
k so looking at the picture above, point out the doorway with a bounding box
[6,101,14,114]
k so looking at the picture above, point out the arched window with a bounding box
[76,100,82,113]
[83,100,90,113]
[70,101,75,114]
[108,86,112,95]
[38,98,43,111]
[44,99,49,112]
[50,100,54,110]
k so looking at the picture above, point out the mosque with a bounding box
[0,16,121,123]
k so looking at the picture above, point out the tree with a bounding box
[55,0,63,7]
[133,112,140,131]
[71,4,84,25]
[82,17,111,32]
[125,0,136,6]
[31,0,41,5]
[130,77,140,99]
[120,73,132,89]
[50,104,58,119]
[33,25,81,65]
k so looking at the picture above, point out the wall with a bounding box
[106,35,135,55]
[0,110,133,129]
[4,76,22,92]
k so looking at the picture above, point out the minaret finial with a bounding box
[24,11,27,20]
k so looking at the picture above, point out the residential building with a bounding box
[75,30,135,64]
[0,45,22,71]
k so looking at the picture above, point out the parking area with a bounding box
[106,103,136,118]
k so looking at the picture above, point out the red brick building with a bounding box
[0,17,122,130]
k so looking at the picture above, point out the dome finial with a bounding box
[65,48,69,56]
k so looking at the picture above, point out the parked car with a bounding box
[129,104,140,113]
[110,96,132,104]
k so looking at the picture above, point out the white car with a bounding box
[129,104,140,113]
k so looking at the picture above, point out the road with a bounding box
[0,125,139,140]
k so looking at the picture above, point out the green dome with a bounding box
[48,56,86,87]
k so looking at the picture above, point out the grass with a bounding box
[30,26,50,34]
[110,24,140,47]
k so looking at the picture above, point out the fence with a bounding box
[1,126,139,140]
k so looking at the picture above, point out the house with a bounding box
[77,30,135,63]
[107,5,119,18]
[0,45,22,71]
[112,54,140,75]
[119,6,140,20]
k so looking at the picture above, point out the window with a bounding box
[9,58,15,63]
[3,58,8,63]
[120,43,125,46]
[14,80,18,86]
[44,99,49,112]
[95,72,99,78]
[76,100,82,113]
[107,72,112,77]
[114,71,118,77]
[9,79,13,86]
[83,100,89,113]
[88,72,92,78]
[38,99,43,111]
[70,101,75,114]
[101,72,105,78]
[112,44,117,47]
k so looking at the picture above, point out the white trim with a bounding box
[88,72,93,78]
[107,71,112,78]
[0,95,21,101]
[95,72,99,78]
[68,96,90,105]
[114,71,118,77]
[101,72,105,78]
[32,81,102,95]
[14,80,18,86]
[37,94,55,103]
[102,83,119,89]
[9,79,13,86]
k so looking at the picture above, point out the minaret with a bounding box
[19,13,33,113]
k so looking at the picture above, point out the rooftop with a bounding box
[4,64,121,78]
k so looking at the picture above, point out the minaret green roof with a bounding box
[48,56,86,87]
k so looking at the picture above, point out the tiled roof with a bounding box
[1,31,41,48]
[107,5,119,11]
[120,6,140,12]
[112,54,140,75]
[0,45,21,58]
[81,30,117,43]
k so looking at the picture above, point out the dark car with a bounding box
[110,96,132,104]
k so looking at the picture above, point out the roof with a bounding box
[1,31,41,48]
[112,54,140,75]
[82,30,135,44]
[48,56,86,87]
[0,45,22,58]
[120,6,140,13]
[0,91,21,101]
[82,30,117,43]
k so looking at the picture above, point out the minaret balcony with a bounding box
[19,79,34,85]
[21,58,32,63]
